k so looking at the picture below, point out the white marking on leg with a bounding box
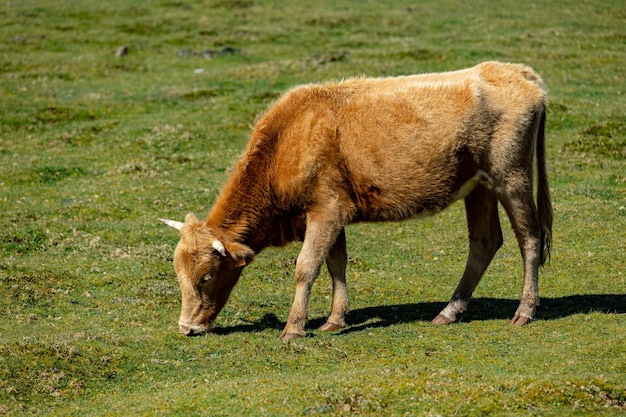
[178,319,214,333]
[439,298,468,322]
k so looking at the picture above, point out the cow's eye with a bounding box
[202,274,213,283]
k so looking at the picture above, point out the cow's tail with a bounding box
[536,108,553,266]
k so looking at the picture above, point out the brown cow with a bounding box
[160,61,552,340]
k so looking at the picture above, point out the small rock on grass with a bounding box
[116,45,129,57]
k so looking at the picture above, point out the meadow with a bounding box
[1,0,624,415]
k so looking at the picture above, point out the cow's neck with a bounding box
[206,138,276,253]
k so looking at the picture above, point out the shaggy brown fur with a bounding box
[162,61,552,339]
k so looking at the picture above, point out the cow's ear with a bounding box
[185,213,200,225]
[224,241,255,268]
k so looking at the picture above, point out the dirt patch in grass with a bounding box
[35,166,87,184]
[3,230,48,254]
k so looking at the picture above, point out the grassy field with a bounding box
[1,0,625,415]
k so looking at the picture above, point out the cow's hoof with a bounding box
[279,331,305,340]
[431,314,454,325]
[318,321,344,332]
[511,314,532,326]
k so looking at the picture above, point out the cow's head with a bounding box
[159,214,254,336]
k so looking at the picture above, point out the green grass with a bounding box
[1,0,625,415]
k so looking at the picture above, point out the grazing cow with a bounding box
[160,61,552,340]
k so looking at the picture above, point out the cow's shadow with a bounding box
[213,294,625,336]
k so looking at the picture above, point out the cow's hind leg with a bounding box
[281,208,344,340]
[319,228,349,332]
[433,186,503,324]
[497,174,543,326]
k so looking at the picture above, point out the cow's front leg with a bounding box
[319,228,349,332]
[281,211,343,340]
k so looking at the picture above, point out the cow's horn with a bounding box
[158,218,184,231]
[212,240,226,256]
